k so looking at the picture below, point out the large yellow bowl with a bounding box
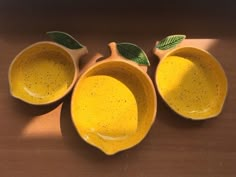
[155,47,227,120]
[71,43,157,155]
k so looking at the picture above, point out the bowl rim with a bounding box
[71,58,157,155]
[8,41,79,105]
[155,46,228,120]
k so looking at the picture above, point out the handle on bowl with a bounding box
[153,39,189,60]
[153,41,170,60]
[107,42,148,73]
[64,46,103,77]
[65,47,88,64]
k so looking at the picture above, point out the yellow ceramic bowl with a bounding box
[155,47,227,120]
[71,43,157,155]
[9,41,87,105]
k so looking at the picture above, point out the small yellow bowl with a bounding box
[71,42,157,155]
[8,41,87,105]
[154,46,228,120]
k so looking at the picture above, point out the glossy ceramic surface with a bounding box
[71,43,157,155]
[9,41,87,105]
[155,47,227,119]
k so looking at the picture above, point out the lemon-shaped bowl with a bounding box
[155,47,227,119]
[71,58,157,155]
[8,41,87,105]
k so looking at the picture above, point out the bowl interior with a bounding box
[156,47,227,119]
[9,43,75,105]
[71,60,156,155]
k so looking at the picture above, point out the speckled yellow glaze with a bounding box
[73,75,138,138]
[71,43,157,155]
[9,42,87,105]
[156,47,227,119]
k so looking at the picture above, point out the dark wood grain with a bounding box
[0,2,236,177]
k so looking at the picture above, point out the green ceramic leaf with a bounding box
[116,43,150,66]
[46,31,84,49]
[156,35,186,50]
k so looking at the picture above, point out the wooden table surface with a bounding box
[0,1,236,177]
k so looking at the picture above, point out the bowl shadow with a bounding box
[9,95,62,120]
